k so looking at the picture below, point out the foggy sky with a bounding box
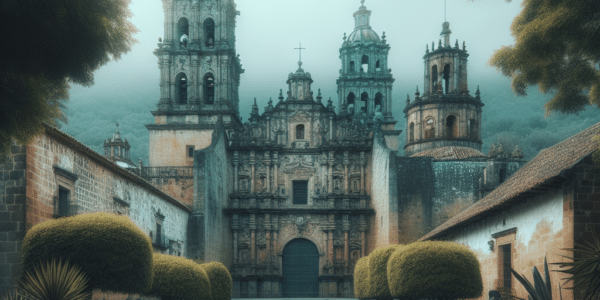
[69,0,525,122]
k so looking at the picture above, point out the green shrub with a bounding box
[21,213,153,294]
[367,244,402,300]
[353,256,369,299]
[200,262,232,300]
[19,258,92,300]
[387,241,483,300]
[150,254,212,300]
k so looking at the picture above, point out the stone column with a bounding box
[343,215,350,271]
[163,0,173,42]
[233,151,239,192]
[191,1,199,45]
[265,151,271,194]
[360,215,367,256]
[250,151,256,193]
[328,151,335,194]
[190,55,199,103]
[343,151,349,194]
[273,151,279,194]
[272,215,279,271]
[232,214,239,264]
[265,214,271,272]
[249,214,256,265]
[360,151,366,194]
[329,116,334,141]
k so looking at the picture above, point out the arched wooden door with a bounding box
[282,238,319,297]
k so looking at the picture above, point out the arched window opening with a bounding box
[469,119,478,139]
[176,73,188,104]
[347,92,356,114]
[374,93,383,112]
[203,73,215,104]
[361,55,369,72]
[296,124,305,140]
[446,115,458,138]
[178,18,189,48]
[431,65,438,93]
[375,60,381,71]
[425,118,435,139]
[443,64,451,94]
[203,18,215,47]
[349,61,355,72]
[409,122,415,142]
[360,92,368,113]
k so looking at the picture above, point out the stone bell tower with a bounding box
[404,21,484,156]
[336,0,395,128]
[148,0,244,167]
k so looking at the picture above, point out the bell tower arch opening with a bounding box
[375,92,383,112]
[282,238,319,298]
[361,54,369,72]
[347,92,356,114]
[177,18,189,48]
[446,115,458,138]
[443,64,451,94]
[203,73,215,104]
[175,73,188,104]
[203,18,215,47]
[361,92,368,113]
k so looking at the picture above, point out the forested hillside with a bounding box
[61,76,599,164]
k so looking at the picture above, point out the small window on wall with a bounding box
[204,18,215,47]
[293,180,308,205]
[409,122,415,142]
[53,166,78,218]
[58,186,70,217]
[500,244,512,289]
[425,118,435,139]
[187,145,195,158]
[296,124,305,140]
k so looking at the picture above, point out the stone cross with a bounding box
[294,42,305,63]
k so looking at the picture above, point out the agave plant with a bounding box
[18,258,92,300]
[552,234,600,300]
[511,257,555,300]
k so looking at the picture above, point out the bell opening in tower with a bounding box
[178,18,189,48]
[350,61,355,72]
[176,73,188,104]
[347,92,355,114]
[204,18,215,47]
[204,74,215,104]
[431,65,438,93]
[376,60,381,71]
[361,55,369,72]
[374,92,383,112]
[443,64,451,94]
[446,115,458,138]
[361,92,368,113]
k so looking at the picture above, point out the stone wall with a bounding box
[370,134,399,251]
[148,129,213,167]
[192,125,232,265]
[0,144,27,298]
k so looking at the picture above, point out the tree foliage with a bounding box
[367,244,402,300]
[489,0,600,115]
[0,0,138,160]
[353,256,370,299]
[21,213,153,294]
[200,262,233,300]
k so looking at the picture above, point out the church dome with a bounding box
[410,146,486,161]
[347,28,380,43]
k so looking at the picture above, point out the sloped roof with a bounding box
[42,124,191,212]
[410,146,486,160]
[421,122,600,241]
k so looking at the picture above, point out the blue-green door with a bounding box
[282,238,319,297]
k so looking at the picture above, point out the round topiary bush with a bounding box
[150,254,212,300]
[21,212,153,294]
[353,256,369,299]
[387,241,483,300]
[200,261,232,300]
[367,244,402,300]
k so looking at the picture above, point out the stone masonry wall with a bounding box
[192,125,232,266]
[0,144,27,298]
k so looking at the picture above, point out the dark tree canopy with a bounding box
[489,0,600,115]
[0,0,138,159]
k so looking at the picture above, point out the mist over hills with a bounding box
[61,75,599,165]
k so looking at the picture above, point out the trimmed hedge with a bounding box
[367,244,402,300]
[200,262,232,300]
[353,256,369,299]
[387,241,483,300]
[150,254,212,300]
[22,212,153,294]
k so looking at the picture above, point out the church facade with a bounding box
[140,0,526,297]
[0,0,539,299]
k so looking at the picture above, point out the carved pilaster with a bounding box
[264,151,271,194]
[232,151,239,192]
[360,151,366,194]
[343,215,350,271]
[232,214,239,264]
[273,151,279,193]
[328,151,335,194]
[359,215,367,256]
[249,214,256,264]
[250,151,256,193]
[343,151,350,194]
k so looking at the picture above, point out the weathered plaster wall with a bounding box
[444,190,570,300]
[192,127,232,266]
[0,144,27,298]
[147,177,194,207]
[25,133,190,255]
[149,130,213,167]
[370,135,398,251]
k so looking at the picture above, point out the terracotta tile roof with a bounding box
[420,122,600,241]
[410,146,486,160]
[42,124,191,212]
